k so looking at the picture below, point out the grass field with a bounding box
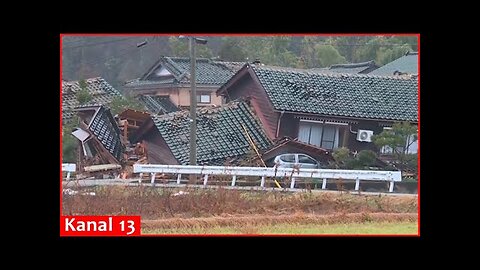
[63,186,418,235]
[142,221,418,235]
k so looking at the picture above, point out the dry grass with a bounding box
[63,186,417,220]
[141,212,417,230]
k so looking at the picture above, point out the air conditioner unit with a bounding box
[357,129,374,142]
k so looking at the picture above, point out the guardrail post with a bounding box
[290,177,296,189]
[389,181,395,192]
[177,174,182,185]
[355,177,360,191]
[231,175,237,186]
[151,173,156,184]
[260,176,265,187]
[322,178,327,190]
[203,174,209,186]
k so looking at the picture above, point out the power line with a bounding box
[62,37,138,50]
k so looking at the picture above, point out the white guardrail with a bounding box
[62,163,76,180]
[133,164,402,192]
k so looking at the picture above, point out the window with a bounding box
[280,154,295,162]
[298,121,340,150]
[196,93,211,104]
[298,155,317,164]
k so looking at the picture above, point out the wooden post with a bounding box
[177,174,182,185]
[231,175,237,186]
[290,177,296,189]
[355,177,360,191]
[322,178,327,189]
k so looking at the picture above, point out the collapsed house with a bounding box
[72,105,125,177]
[62,77,123,123]
[132,100,272,166]
[217,63,418,154]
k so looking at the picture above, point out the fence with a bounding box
[62,163,76,180]
[133,164,402,192]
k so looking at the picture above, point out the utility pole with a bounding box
[189,37,197,166]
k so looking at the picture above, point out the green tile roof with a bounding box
[370,52,418,75]
[62,77,123,122]
[250,64,418,122]
[151,101,272,165]
[311,60,378,74]
[139,95,179,114]
[126,57,245,87]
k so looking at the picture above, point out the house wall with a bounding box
[279,116,386,152]
[347,121,384,152]
[278,113,299,138]
[142,130,179,165]
[224,74,278,139]
[177,87,222,107]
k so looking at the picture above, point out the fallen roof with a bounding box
[74,105,124,162]
[231,64,418,122]
[125,57,245,88]
[370,51,418,75]
[150,101,272,165]
[62,77,122,122]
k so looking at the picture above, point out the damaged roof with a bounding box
[312,60,378,74]
[370,51,418,75]
[125,57,245,88]
[74,105,124,162]
[234,64,418,122]
[151,101,272,165]
[138,95,179,114]
[62,77,122,122]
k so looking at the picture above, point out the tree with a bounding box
[76,79,92,104]
[168,37,213,58]
[218,37,247,61]
[313,44,347,67]
[373,122,418,171]
[62,120,78,163]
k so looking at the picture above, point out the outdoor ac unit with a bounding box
[357,129,374,142]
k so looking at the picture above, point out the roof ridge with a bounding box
[329,60,375,69]
[253,64,417,80]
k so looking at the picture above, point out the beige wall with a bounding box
[176,87,222,107]
[130,86,222,107]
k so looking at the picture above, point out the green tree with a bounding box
[76,79,92,104]
[218,37,247,61]
[62,120,78,163]
[108,96,145,115]
[373,122,418,170]
[314,44,347,67]
[168,37,213,58]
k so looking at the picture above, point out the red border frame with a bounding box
[60,33,420,237]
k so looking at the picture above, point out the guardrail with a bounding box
[62,163,76,180]
[133,164,402,192]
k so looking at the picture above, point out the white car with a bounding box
[273,153,322,169]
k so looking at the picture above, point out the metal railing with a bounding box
[133,164,402,192]
[62,163,76,180]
